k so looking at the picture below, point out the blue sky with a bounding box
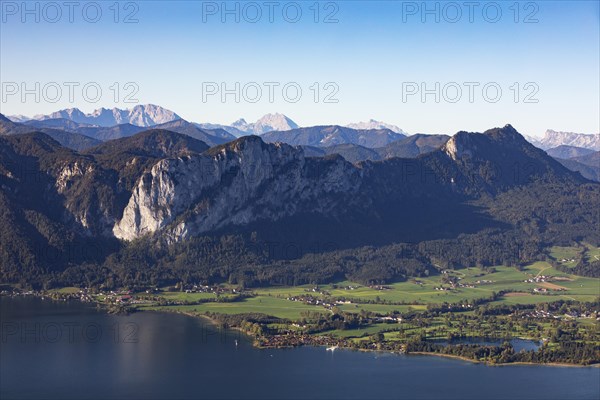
[1,0,598,136]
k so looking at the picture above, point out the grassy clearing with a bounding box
[337,303,427,314]
[549,244,600,268]
[549,246,582,267]
[253,286,315,298]
[155,291,222,302]
[496,293,575,305]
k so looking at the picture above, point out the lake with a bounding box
[1,296,599,400]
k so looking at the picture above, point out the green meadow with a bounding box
[143,261,598,321]
[548,244,600,268]
[139,296,324,321]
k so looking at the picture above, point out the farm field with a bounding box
[549,244,600,268]
[337,303,427,314]
[155,291,226,302]
[138,296,324,321]
[143,261,599,321]
[254,263,598,309]
[549,246,582,267]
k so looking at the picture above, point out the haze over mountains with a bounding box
[527,130,600,151]
[546,145,595,159]
[4,105,599,183]
[10,105,599,150]
[194,113,299,137]
[232,113,300,135]
[22,104,181,127]
[345,119,406,134]
[4,114,235,148]
[528,132,600,182]
[23,118,146,142]
[553,149,600,182]
[0,113,102,151]
[261,126,406,148]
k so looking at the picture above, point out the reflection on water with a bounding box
[1,297,599,400]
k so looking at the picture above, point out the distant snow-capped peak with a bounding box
[254,113,299,134]
[231,118,248,127]
[6,114,31,123]
[526,129,600,151]
[28,104,180,127]
[230,113,299,135]
[346,119,406,134]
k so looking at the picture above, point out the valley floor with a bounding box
[8,249,598,366]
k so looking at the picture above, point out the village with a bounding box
[520,309,600,321]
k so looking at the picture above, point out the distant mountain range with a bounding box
[150,120,235,147]
[0,114,101,151]
[16,104,181,127]
[197,115,409,137]
[11,107,410,139]
[5,105,598,182]
[6,115,30,123]
[549,146,600,182]
[23,118,145,142]
[303,134,450,163]
[3,114,235,148]
[4,111,410,152]
[345,119,406,134]
[526,130,600,151]
[261,125,406,148]
[195,113,299,137]
[10,106,598,152]
[545,145,595,159]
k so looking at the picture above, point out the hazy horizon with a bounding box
[5,103,600,139]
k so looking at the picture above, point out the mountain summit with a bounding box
[440,124,584,192]
[346,119,406,134]
[231,113,299,135]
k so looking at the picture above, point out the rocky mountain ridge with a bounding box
[28,104,181,127]
[113,125,585,242]
[527,130,600,151]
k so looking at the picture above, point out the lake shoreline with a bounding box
[4,295,600,400]
[3,292,599,369]
[407,351,600,368]
[143,305,600,368]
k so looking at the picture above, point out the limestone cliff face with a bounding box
[113,136,363,242]
[53,159,117,235]
[443,132,475,161]
[112,125,580,242]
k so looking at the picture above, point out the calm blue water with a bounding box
[1,297,599,400]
